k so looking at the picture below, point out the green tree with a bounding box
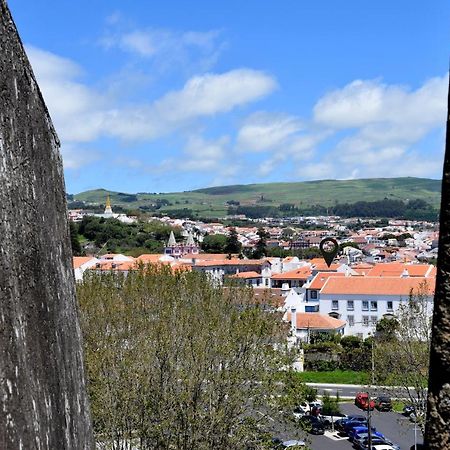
[252,227,270,259]
[375,316,399,342]
[78,267,296,449]
[201,233,228,253]
[69,221,83,255]
[374,283,432,432]
[321,391,340,416]
[224,227,242,254]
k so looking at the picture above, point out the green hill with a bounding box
[72,177,441,218]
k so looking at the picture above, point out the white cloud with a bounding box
[184,135,228,160]
[100,25,225,76]
[237,112,302,152]
[61,145,100,170]
[300,162,336,180]
[103,28,221,59]
[236,112,325,178]
[314,76,447,132]
[120,30,158,56]
[27,45,276,144]
[312,76,447,180]
[154,70,277,122]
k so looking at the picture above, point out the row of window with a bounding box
[347,315,378,327]
[331,300,394,311]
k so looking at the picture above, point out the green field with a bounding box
[295,370,370,385]
[72,177,441,218]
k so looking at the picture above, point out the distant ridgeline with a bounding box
[230,198,438,221]
[69,177,441,221]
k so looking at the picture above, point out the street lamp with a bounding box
[346,324,376,447]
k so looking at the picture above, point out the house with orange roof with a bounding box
[136,254,175,264]
[192,258,272,286]
[285,311,346,343]
[180,253,239,264]
[73,256,99,281]
[228,271,263,287]
[318,276,435,338]
[271,267,312,289]
[304,272,346,303]
[366,262,435,278]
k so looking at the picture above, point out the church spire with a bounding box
[167,230,176,246]
[104,194,113,215]
[186,231,195,246]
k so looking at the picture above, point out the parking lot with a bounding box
[307,402,423,450]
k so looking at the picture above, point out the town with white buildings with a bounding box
[72,197,437,345]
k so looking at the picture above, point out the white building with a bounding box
[192,259,272,286]
[73,256,99,281]
[287,308,346,343]
[318,276,434,338]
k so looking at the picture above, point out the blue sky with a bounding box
[9,0,450,194]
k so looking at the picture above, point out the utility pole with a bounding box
[425,73,450,448]
[367,391,372,449]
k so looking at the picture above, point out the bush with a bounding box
[305,360,339,371]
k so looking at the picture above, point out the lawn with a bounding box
[295,370,370,385]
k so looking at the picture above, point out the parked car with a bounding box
[370,446,397,450]
[320,412,347,428]
[353,430,385,446]
[375,396,393,411]
[299,415,325,435]
[355,392,376,410]
[356,436,389,449]
[349,426,378,442]
[335,415,365,432]
[309,400,323,409]
[275,439,306,448]
[293,405,308,420]
[342,419,368,436]
[403,404,415,416]
[383,439,401,450]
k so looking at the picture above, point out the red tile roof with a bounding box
[286,312,346,330]
[183,253,237,260]
[73,256,96,269]
[308,272,346,290]
[272,267,312,280]
[194,259,268,267]
[321,276,435,296]
[136,254,165,263]
[367,263,434,277]
[229,271,262,279]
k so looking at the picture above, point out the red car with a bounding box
[354,392,375,410]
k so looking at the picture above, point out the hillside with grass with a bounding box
[71,177,441,219]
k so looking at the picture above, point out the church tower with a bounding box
[104,194,113,215]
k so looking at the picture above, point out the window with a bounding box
[370,301,378,311]
[332,300,339,310]
[362,315,369,327]
[347,300,354,311]
[310,290,318,299]
[362,301,369,311]
[347,315,354,326]
[370,316,378,326]
[387,301,393,311]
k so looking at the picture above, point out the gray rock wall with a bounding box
[0,1,93,448]
[425,75,450,449]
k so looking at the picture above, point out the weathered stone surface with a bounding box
[0,1,93,448]
[425,75,450,448]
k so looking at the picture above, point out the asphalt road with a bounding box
[307,402,424,450]
[306,383,363,399]
[306,383,416,400]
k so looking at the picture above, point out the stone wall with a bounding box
[0,1,93,448]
